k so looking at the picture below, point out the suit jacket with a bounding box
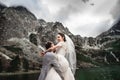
[38,52,64,80]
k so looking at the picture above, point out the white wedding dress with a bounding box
[45,42,75,80]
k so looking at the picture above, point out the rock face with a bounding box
[0,5,42,72]
[0,5,74,72]
[76,20,120,67]
[0,4,120,72]
[0,6,39,45]
[96,20,120,64]
[37,19,74,46]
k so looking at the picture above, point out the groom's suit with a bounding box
[38,52,64,80]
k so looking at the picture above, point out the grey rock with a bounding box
[0,4,120,71]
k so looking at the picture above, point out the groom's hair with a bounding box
[45,41,53,49]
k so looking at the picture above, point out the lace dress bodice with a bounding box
[56,42,67,56]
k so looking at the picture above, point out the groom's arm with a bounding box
[38,54,52,80]
[38,67,47,80]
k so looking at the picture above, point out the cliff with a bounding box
[0,5,120,72]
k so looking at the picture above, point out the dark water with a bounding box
[0,73,40,80]
[0,66,120,80]
[75,66,120,80]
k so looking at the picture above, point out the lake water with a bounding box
[75,65,120,80]
[0,66,120,80]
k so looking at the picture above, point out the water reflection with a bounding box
[0,73,40,80]
[0,66,120,80]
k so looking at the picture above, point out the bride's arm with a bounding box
[50,42,63,50]
[44,42,62,53]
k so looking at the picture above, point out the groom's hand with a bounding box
[40,51,45,56]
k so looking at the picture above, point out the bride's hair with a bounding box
[58,33,66,42]
[45,41,53,49]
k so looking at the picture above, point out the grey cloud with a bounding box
[90,0,116,16]
[73,19,112,37]
[0,0,119,37]
[0,0,50,19]
[54,0,88,21]
[110,0,120,20]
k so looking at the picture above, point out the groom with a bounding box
[38,41,64,80]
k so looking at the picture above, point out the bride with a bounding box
[40,33,76,80]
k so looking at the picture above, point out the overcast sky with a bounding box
[0,0,120,37]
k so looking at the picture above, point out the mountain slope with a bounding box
[0,5,75,72]
[0,5,120,72]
